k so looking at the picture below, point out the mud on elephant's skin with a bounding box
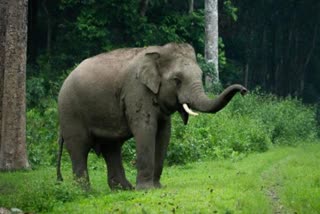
[56,43,247,190]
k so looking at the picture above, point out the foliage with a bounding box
[26,76,46,108]
[166,91,317,165]
[223,0,238,21]
[27,0,320,104]
[228,90,318,145]
[197,54,215,82]
[1,144,320,213]
[27,0,233,96]
[27,100,59,167]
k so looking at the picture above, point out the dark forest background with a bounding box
[26,0,320,106]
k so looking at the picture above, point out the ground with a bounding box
[0,143,319,213]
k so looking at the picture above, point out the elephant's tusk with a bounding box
[182,104,199,116]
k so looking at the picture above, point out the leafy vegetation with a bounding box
[167,91,317,165]
[1,144,319,213]
[27,0,320,104]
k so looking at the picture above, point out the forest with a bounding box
[26,0,320,104]
[0,0,320,213]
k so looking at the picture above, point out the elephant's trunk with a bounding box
[189,84,247,114]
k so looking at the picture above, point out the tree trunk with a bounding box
[42,0,51,54]
[27,0,38,62]
[188,0,194,14]
[299,24,318,96]
[0,0,29,170]
[139,0,149,17]
[244,63,249,88]
[204,0,219,84]
[0,2,6,145]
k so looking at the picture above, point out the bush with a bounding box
[166,91,318,165]
[228,90,318,144]
[27,99,59,167]
[26,76,46,108]
[167,109,271,165]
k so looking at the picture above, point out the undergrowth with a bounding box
[167,91,317,164]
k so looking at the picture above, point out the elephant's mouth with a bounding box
[178,103,198,125]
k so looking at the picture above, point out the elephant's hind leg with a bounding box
[64,129,91,188]
[101,142,133,190]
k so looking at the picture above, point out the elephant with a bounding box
[56,43,247,190]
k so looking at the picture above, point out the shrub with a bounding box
[167,110,271,165]
[26,76,46,108]
[228,91,318,145]
[166,91,318,165]
[27,99,59,167]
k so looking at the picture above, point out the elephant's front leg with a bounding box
[131,118,158,190]
[154,118,171,188]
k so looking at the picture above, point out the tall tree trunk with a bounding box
[261,26,268,90]
[244,63,249,88]
[0,1,6,146]
[188,0,194,14]
[0,0,29,170]
[139,0,149,17]
[299,24,318,96]
[204,0,219,85]
[42,0,51,54]
[27,0,38,62]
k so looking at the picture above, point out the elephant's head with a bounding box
[137,43,247,124]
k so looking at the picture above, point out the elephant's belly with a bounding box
[91,126,132,141]
[89,114,132,141]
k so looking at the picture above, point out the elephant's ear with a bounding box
[138,52,161,94]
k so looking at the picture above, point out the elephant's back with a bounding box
[61,48,143,92]
[58,48,146,137]
[87,47,145,75]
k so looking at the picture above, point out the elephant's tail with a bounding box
[57,133,64,182]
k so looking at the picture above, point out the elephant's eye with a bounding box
[174,77,181,86]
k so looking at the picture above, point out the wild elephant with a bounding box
[56,43,247,190]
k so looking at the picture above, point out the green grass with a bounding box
[1,143,320,213]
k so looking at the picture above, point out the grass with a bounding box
[1,143,320,213]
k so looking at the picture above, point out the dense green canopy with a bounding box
[27,0,320,105]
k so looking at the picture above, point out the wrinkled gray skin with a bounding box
[57,43,247,190]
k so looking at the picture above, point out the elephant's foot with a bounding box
[121,180,134,190]
[73,172,91,191]
[153,181,163,189]
[75,177,91,191]
[136,181,155,190]
[108,178,133,190]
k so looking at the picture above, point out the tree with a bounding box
[205,0,219,84]
[139,0,149,16]
[0,0,29,170]
[188,0,194,14]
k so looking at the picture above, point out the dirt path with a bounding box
[261,156,292,214]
